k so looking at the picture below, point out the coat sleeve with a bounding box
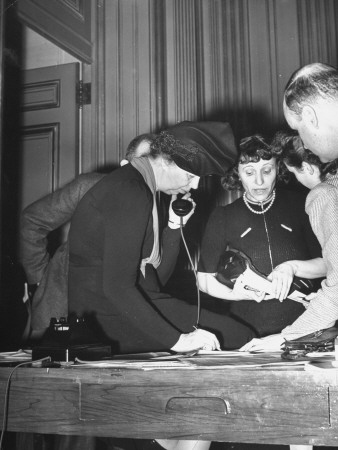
[20,173,104,284]
[156,226,181,286]
[101,179,181,349]
[197,207,227,273]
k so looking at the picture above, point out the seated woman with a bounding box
[197,134,322,342]
[240,131,338,352]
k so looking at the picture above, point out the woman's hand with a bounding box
[232,275,266,302]
[239,333,284,352]
[168,194,196,229]
[170,328,221,353]
[268,262,295,301]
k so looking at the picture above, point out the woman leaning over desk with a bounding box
[197,135,322,341]
[68,121,256,358]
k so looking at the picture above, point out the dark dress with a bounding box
[198,188,322,337]
[68,164,255,354]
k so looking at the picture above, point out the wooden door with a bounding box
[20,62,80,210]
[16,0,92,63]
[0,63,79,351]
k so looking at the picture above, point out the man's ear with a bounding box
[301,105,318,129]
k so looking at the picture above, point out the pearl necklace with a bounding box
[243,190,276,215]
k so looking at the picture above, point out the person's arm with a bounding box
[197,271,264,301]
[101,178,219,352]
[281,185,338,340]
[268,257,327,300]
[20,173,104,284]
[268,192,324,301]
[274,257,326,279]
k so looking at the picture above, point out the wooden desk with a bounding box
[1,364,338,446]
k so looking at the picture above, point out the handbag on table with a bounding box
[216,248,315,301]
[281,326,338,360]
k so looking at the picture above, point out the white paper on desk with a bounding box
[73,357,193,370]
[0,349,32,362]
[196,350,282,356]
[73,350,309,370]
[182,352,310,369]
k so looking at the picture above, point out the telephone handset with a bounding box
[171,198,193,216]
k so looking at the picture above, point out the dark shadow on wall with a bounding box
[0,6,27,350]
[204,105,288,142]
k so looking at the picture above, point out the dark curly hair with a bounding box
[221,134,282,190]
[272,130,338,182]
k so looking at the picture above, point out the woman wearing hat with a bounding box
[68,121,255,356]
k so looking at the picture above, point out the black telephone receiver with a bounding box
[171,197,193,216]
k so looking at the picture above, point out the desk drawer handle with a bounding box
[165,396,231,415]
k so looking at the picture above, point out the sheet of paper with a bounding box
[0,349,32,362]
[72,350,309,370]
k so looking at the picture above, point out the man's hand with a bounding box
[239,333,284,352]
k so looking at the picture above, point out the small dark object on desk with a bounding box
[282,326,338,360]
[41,360,61,368]
[32,316,112,362]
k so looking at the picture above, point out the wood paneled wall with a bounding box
[99,0,338,170]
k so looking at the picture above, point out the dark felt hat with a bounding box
[164,121,237,177]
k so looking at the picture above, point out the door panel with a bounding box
[17,0,92,63]
[20,124,59,209]
[20,62,79,210]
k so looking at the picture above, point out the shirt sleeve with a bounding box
[20,173,104,284]
[282,186,338,340]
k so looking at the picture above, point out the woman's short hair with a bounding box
[125,133,157,161]
[272,130,338,181]
[221,134,281,190]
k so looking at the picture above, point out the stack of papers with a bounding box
[1,349,335,371]
[72,350,310,370]
[0,349,32,363]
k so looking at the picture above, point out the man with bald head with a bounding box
[283,62,338,163]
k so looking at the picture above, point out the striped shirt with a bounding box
[282,173,338,340]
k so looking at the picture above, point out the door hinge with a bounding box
[77,81,91,108]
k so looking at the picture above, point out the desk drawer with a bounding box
[80,382,329,441]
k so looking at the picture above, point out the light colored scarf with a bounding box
[131,157,161,276]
